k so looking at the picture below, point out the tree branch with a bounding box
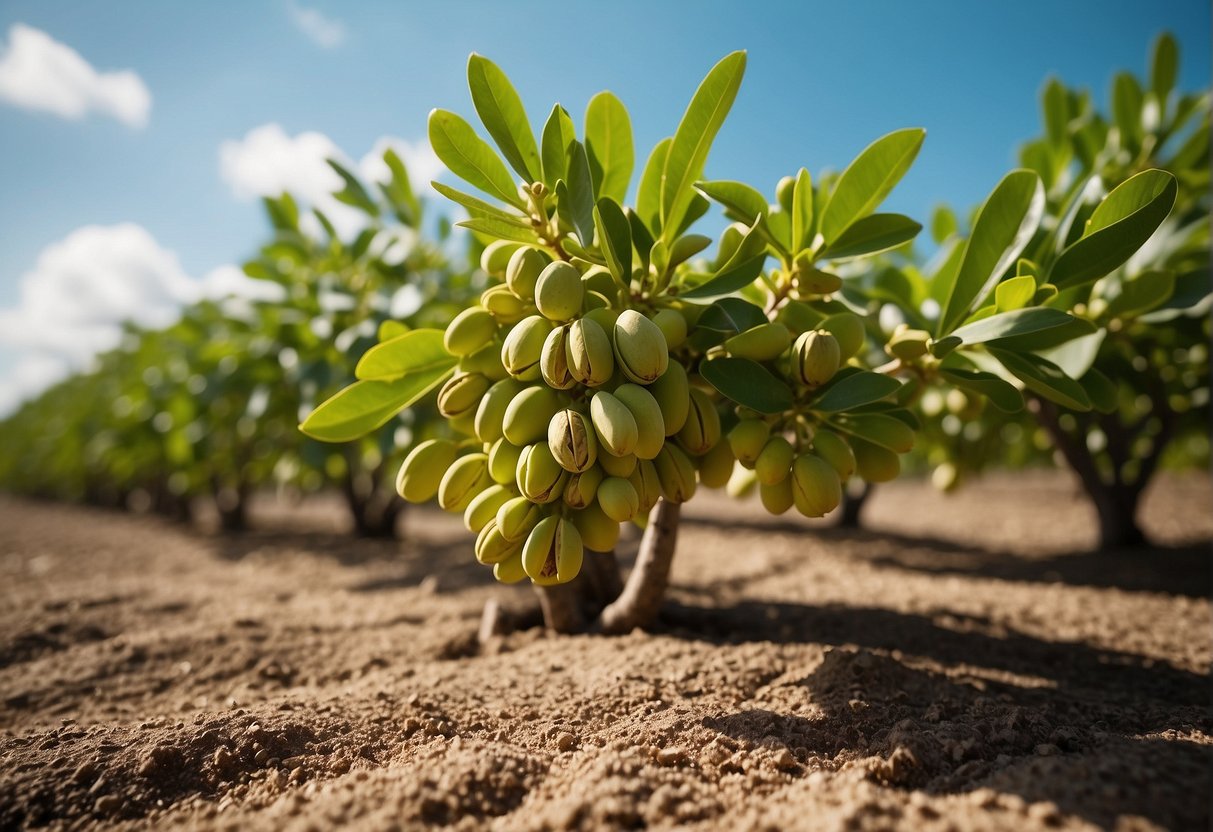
[594,500,681,635]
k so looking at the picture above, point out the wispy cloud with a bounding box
[286,1,346,49]
[0,23,151,128]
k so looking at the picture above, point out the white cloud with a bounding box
[218,123,441,238]
[0,23,151,128]
[0,224,276,415]
[286,1,346,49]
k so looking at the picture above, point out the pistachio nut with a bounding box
[597,476,640,522]
[697,439,735,489]
[887,326,931,360]
[540,325,577,389]
[460,339,508,381]
[500,315,551,379]
[754,435,795,485]
[501,385,562,446]
[612,383,666,459]
[395,439,458,502]
[566,317,614,386]
[444,307,498,357]
[496,495,546,541]
[649,362,690,435]
[515,442,570,504]
[589,390,638,458]
[791,453,842,518]
[487,437,524,485]
[653,444,697,503]
[599,450,638,478]
[465,484,514,533]
[475,519,522,565]
[563,465,604,510]
[613,309,669,385]
[727,418,770,468]
[650,308,688,349]
[493,551,528,584]
[480,239,523,278]
[506,247,548,299]
[481,284,530,324]
[547,409,598,473]
[522,516,584,585]
[571,502,621,553]
[534,261,584,321]
[852,438,901,483]
[630,459,662,513]
[793,330,841,387]
[820,312,866,360]
[676,388,721,456]
[475,378,525,443]
[437,372,491,419]
[437,452,491,512]
[759,477,795,515]
[811,429,856,479]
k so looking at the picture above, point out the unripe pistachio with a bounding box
[932,461,960,493]
[613,310,669,385]
[496,496,546,541]
[613,384,666,460]
[475,519,522,565]
[597,477,640,522]
[571,502,620,552]
[437,453,491,512]
[502,385,562,446]
[475,378,525,443]
[540,326,577,389]
[727,418,770,468]
[698,439,735,489]
[887,327,931,360]
[791,453,842,518]
[460,340,508,381]
[501,315,551,379]
[444,307,498,357]
[493,551,528,583]
[567,317,615,386]
[583,307,619,332]
[464,484,513,533]
[563,465,604,509]
[725,322,791,361]
[437,372,491,419]
[650,308,688,349]
[480,240,523,277]
[396,439,458,502]
[630,459,662,513]
[582,267,620,302]
[811,429,856,479]
[852,438,900,483]
[506,247,548,299]
[754,435,795,485]
[534,261,584,321]
[760,477,795,515]
[726,465,759,499]
[649,362,691,436]
[599,450,638,478]
[547,409,598,473]
[515,443,569,504]
[482,284,530,323]
[820,313,866,361]
[653,444,697,503]
[449,410,477,436]
[589,391,639,458]
[487,437,524,485]
[793,330,841,387]
[523,516,584,585]
[676,388,722,456]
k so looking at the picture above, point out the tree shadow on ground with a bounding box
[683,514,1212,598]
[684,600,1210,830]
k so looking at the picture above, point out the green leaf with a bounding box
[994,275,1037,311]
[1079,368,1118,414]
[660,51,747,242]
[821,213,921,261]
[989,348,1091,411]
[938,368,1024,413]
[679,254,766,300]
[563,140,597,246]
[467,54,542,183]
[700,357,793,414]
[1049,169,1178,290]
[593,198,632,288]
[457,217,540,245]
[930,205,958,244]
[696,179,768,223]
[1042,77,1069,148]
[668,233,711,268]
[380,148,420,227]
[300,369,453,443]
[1151,33,1179,102]
[791,168,814,253]
[950,308,1093,349]
[1111,72,1144,148]
[1040,330,1105,379]
[377,320,409,342]
[939,169,1044,335]
[812,372,902,412]
[637,137,671,235]
[1105,270,1176,319]
[820,128,925,243]
[585,91,634,203]
[626,207,655,266]
[831,412,914,453]
[540,104,576,187]
[355,329,456,381]
[431,181,530,227]
[696,297,767,334]
[428,109,525,209]
[327,159,379,217]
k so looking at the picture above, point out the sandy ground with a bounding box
[0,470,1210,831]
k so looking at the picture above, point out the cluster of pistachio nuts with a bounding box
[395,242,717,587]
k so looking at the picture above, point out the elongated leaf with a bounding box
[679,254,766,300]
[930,205,958,244]
[1105,270,1175,319]
[696,179,768,223]
[660,51,747,242]
[822,213,921,261]
[1042,78,1068,148]
[696,297,767,334]
[1151,33,1178,102]
[300,369,453,443]
[1111,71,1144,148]
[431,181,530,227]
[328,159,379,216]
[989,348,1091,411]
[540,104,576,187]
[791,168,814,253]
[1080,368,1118,414]
[467,54,541,183]
[700,356,793,414]
[994,275,1036,311]
[1049,169,1177,289]
[637,137,671,234]
[457,217,540,245]
[564,140,596,246]
[585,91,634,203]
[812,372,901,412]
[355,329,455,381]
[831,412,914,453]
[939,170,1044,334]
[1041,330,1105,379]
[381,148,420,227]
[594,198,632,287]
[938,368,1024,413]
[428,109,524,208]
[820,128,925,243]
[949,308,1093,348]
[626,207,655,266]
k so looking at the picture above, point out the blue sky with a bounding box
[0,0,1208,411]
